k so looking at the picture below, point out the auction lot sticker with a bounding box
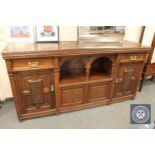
[131,104,151,124]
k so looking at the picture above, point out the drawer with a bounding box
[120,54,145,63]
[12,58,54,70]
[146,64,155,74]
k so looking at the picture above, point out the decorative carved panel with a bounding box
[114,64,140,98]
[122,69,134,91]
[90,85,107,99]
[28,79,43,106]
[89,82,110,102]
[61,86,85,106]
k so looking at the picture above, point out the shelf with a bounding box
[60,56,112,85]
[89,73,111,81]
[60,58,86,84]
[90,57,112,81]
[60,74,112,85]
[60,74,86,84]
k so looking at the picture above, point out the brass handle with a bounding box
[131,76,135,80]
[129,56,137,61]
[43,87,50,93]
[115,78,123,83]
[28,61,39,68]
[23,90,30,95]
[51,85,54,92]
[115,78,119,83]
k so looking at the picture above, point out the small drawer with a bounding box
[120,54,145,63]
[12,58,54,71]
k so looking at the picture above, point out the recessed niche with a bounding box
[60,58,86,84]
[90,57,112,80]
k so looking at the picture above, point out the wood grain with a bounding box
[2,41,150,120]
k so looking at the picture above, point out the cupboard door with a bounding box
[60,85,87,107]
[88,82,111,102]
[14,69,55,114]
[114,63,141,98]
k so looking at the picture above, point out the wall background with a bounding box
[0,26,154,99]
[59,27,77,41]
[124,26,143,43]
[142,26,155,63]
[0,26,12,100]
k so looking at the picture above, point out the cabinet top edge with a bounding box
[2,41,151,59]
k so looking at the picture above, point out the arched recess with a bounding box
[60,58,86,84]
[90,57,112,80]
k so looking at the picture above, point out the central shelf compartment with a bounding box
[60,58,86,84]
[89,57,112,80]
[60,56,112,84]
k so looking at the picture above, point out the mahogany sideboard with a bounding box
[2,41,150,120]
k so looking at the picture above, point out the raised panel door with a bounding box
[14,69,55,114]
[114,64,141,98]
[60,85,87,107]
[88,82,111,102]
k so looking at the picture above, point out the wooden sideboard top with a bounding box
[2,41,151,59]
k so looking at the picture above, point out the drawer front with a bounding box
[12,58,53,70]
[120,54,145,63]
[88,82,111,102]
[60,85,87,107]
[146,64,155,74]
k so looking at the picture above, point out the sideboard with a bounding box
[2,41,150,120]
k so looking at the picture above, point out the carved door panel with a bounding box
[14,69,55,114]
[60,85,87,107]
[88,82,111,102]
[114,64,141,98]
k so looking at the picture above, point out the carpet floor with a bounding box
[0,81,155,129]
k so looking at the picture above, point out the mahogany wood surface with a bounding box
[2,41,150,59]
[2,41,150,120]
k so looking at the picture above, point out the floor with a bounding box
[0,81,155,129]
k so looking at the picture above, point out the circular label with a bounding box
[132,105,150,124]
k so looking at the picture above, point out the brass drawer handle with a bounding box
[28,61,39,68]
[115,78,123,83]
[129,56,137,61]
